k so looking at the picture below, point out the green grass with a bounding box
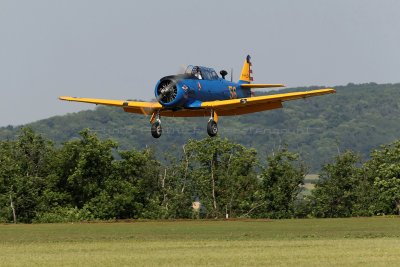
[1,218,400,266]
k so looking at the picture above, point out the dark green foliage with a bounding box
[55,129,118,208]
[2,124,400,223]
[2,83,400,172]
[365,140,400,215]
[0,128,61,223]
[109,148,161,219]
[254,146,306,219]
[309,141,400,217]
[185,137,258,219]
[310,151,361,218]
[0,128,163,222]
[153,148,195,219]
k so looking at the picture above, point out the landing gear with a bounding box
[151,111,162,138]
[207,109,218,137]
[207,120,218,137]
[151,121,162,138]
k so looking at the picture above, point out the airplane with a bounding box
[59,55,336,138]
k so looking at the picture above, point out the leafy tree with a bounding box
[186,137,258,219]
[53,129,117,209]
[0,127,58,223]
[155,147,195,219]
[310,151,361,218]
[365,140,400,215]
[0,139,18,222]
[5,126,400,223]
[108,148,161,219]
[254,146,306,219]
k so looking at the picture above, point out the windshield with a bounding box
[184,65,195,75]
[210,70,219,80]
[184,66,219,80]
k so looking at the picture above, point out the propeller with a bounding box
[157,80,177,103]
[140,65,188,121]
[230,68,233,82]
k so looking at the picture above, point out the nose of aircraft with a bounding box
[155,77,185,107]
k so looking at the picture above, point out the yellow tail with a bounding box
[239,55,253,83]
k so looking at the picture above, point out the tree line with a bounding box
[0,127,399,223]
[3,83,400,172]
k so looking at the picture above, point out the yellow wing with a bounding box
[59,97,162,115]
[60,88,335,119]
[199,89,336,116]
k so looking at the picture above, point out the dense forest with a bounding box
[1,83,400,171]
[1,82,400,223]
[0,127,400,223]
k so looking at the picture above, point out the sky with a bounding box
[1,0,400,126]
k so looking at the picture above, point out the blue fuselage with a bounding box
[154,74,251,110]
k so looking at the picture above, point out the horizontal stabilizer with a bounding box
[241,84,285,89]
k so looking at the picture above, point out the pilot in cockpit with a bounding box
[192,66,203,79]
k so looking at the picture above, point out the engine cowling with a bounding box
[154,77,185,107]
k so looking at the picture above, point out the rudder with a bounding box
[239,55,253,84]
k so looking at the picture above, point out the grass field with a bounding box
[1,218,400,266]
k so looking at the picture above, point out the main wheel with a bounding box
[207,120,218,137]
[151,121,162,138]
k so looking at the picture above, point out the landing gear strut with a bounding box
[207,109,218,137]
[151,111,162,138]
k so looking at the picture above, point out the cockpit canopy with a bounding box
[184,65,219,80]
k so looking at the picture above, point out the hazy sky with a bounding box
[1,0,399,126]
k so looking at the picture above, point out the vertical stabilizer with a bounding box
[239,55,253,84]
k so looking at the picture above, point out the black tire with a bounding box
[207,120,218,137]
[151,121,162,138]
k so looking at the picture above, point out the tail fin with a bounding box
[239,55,253,84]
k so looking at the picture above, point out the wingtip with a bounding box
[59,96,78,100]
[59,96,76,101]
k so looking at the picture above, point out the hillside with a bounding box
[1,82,400,171]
